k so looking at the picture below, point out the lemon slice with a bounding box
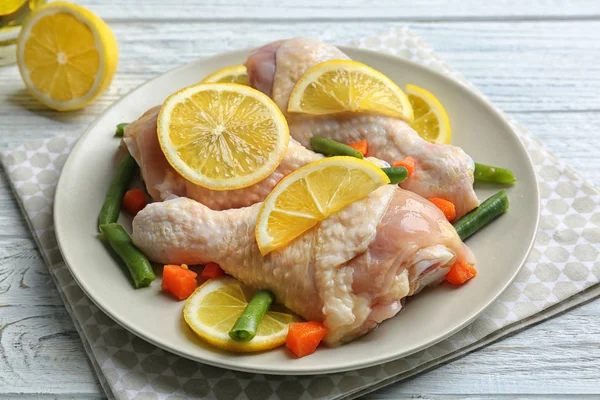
[201,65,248,85]
[405,84,451,144]
[287,59,413,121]
[184,277,296,352]
[0,0,26,16]
[16,2,118,111]
[256,156,390,255]
[157,83,290,190]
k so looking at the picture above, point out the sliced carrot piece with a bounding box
[348,139,368,156]
[392,156,416,178]
[122,188,148,216]
[201,262,225,280]
[428,197,457,221]
[446,261,477,285]
[162,264,198,300]
[286,321,328,358]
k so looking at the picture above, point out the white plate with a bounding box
[54,46,539,375]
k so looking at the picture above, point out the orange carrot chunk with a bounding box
[201,262,225,280]
[428,197,457,221]
[162,264,198,300]
[286,321,328,358]
[392,156,416,178]
[122,188,148,216]
[348,139,368,156]
[446,260,477,285]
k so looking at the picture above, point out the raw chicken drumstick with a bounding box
[132,185,475,345]
[123,105,388,210]
[246,37,479,218]
[122,106,321,210]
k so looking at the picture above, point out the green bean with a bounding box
[474,162,516,184]
[98,154,137,229]
[99,223,156,288]
[310,137,364,159]
[453,190,509,241]
[229,289,275,342]
[114,123,129,138]
[381,166,409,184]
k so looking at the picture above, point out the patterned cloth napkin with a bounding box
[2,27,600,400]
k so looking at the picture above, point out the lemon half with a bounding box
[16,2,118,111]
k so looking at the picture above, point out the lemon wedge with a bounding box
[201,65,248,85]
[256,156,390,255]
[16,2,118,111]
[405,84,451,144]
[287,59,413,121]
[184,278,296,352]
[157,83,290,190]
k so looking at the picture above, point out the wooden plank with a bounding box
[76,0,600,21]
[1,13,599,399]
[0,242,104,395]
[1,21,599,135]
[0,110,599,395]
[366,299,600,397]
[1,229,598,396]
[514,112,600,186]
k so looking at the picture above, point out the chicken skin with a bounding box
[246,38,479,218]
[132,185,475,345]
[122,106,321,210]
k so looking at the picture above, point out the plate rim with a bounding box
[54,45,540,375]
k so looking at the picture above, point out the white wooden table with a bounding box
[1,1,600,398]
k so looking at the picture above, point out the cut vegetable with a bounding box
[446,261,477,285]
[229,289,275,342]
[474,162,516,184]
[255,156,390,255]
[114,123,128,138]
[310,136,364,159]
[201,262,225,280]
[122,189,148,216]
[184,278,296,352]
[428,198,457,221]
[98,155,138,229]
[348,140,368,156]
[99,223,156,289]
[380,167,408,185]
[162,264,198,300]
[453,190,509,241]
[286,321,328,358]
[392,156,416,178]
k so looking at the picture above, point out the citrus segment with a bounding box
[184,278,296,352]
[287,59,413,121]
[157,83,289,190]
[256,156,390,254]
[405,84,451,144]
[201,65,248,85]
